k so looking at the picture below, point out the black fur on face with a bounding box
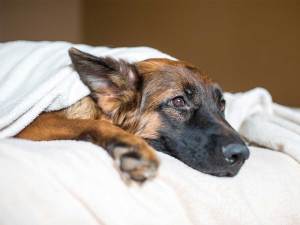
[147,84,249,176]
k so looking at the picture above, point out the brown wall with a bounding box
[1,0,299,106]
[0,0,82,42]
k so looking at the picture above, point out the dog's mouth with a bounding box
[202,160,246,177]
[181,159,245,177]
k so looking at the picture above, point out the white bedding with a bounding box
[0,41,300,225]
[1,140,300,225]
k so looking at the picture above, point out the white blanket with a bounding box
[0,41,300,225]
[225,88,300,163]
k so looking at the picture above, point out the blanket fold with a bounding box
[225,88,300,163]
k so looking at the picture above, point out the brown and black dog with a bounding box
[16,48,249,182]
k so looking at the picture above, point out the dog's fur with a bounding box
[16,48,249,182]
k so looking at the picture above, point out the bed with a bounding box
[0,41,299,225]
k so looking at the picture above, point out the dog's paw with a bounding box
[108,141,159,183]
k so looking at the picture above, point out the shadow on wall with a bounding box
[1,0,299,106]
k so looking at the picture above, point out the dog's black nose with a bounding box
[222,144,250,164]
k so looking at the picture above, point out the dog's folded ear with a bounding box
[69,47,140,91]
[69,47,141,114]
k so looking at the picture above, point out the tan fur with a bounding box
[64,96,100,120]
[135,112,162,139]
[16,112,157,161]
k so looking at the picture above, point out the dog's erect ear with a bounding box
[69,47,140,91]
[69,47,141,114]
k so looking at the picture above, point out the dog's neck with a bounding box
[63,96,159,140]
[63,96,100,120]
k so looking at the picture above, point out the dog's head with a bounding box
[69,48,249,177]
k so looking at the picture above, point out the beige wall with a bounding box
[0,0,82,42]
[83,0,300,106]
[1,0,299,106]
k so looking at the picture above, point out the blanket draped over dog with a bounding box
[0,41,174,138]
[0,41,300,225]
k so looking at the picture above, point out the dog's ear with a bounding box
[69,47,140,91]
[69,47,141,114]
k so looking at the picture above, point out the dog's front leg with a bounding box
[16,112,159,182]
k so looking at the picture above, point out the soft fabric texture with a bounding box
[225,88,300,163]
[1,140,300,225]
[0,41,299,225]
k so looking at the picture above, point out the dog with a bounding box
[16,47,249,182]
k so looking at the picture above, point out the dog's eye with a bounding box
[220,98,226,112]
[171,96,186,108]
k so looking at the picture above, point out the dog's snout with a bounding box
[222,144,250,164]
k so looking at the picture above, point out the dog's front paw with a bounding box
[107,141,159,183]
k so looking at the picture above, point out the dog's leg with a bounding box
[16,112,159,182]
